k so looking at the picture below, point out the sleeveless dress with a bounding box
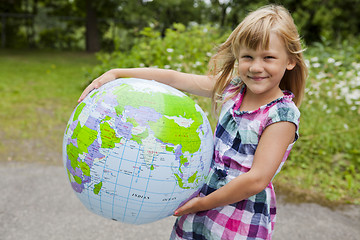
[170,78,300,240]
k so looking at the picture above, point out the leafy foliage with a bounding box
[89,24,360,204]
[90,24,226,128]
[280,38,360,204]
[2,0,360,50]
[92,23,226,74]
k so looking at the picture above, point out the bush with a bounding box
[38,27,83,50]
[281,38,360,204]
[89,23,227,128]
[89,25,360,204]
[90,23,227,77]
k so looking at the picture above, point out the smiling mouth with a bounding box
[248,76,268,81]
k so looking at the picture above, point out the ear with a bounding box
[286,58,296,70]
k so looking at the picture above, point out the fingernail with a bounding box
[174,211,178,215]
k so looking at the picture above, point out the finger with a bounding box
[173,206,182,216]
[173,210,182,216]
[92,78,101,88]
[173,205,188,216]
[78,87,91,102]
[175,208,192,216]
[78,82,97,102]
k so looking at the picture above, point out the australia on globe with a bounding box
[62,78,214,224]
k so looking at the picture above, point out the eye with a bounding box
[241,55,253,59]
[264,56,276,60]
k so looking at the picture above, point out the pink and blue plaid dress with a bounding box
[170,77,300,240]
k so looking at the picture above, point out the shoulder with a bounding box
[267,92,300,123]
[265,92,300,141]
[268,101,300,123]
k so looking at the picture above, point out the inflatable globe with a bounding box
[62,78,213,224]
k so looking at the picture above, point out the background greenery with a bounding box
[1,1,359,205]
[1,25,359,205]
[89,25,360,205]
[0,50,98,164]
[2,0,360,51]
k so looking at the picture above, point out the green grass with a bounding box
[1,41,359,206]
[0,50,98,164]
[274,42,360,205]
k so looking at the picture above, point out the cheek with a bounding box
[237,63,248,74]
[271,62,288,74]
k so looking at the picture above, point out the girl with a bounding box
[78,4,307,239]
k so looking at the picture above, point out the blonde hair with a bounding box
[209,4,308,112]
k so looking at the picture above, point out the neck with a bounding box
[239,87,284,112]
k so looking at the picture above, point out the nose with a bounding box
[249,59,264,73]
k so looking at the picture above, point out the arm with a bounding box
[174,121,296,216]
[78,68,214,102]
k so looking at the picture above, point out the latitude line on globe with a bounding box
[110,136,128,220]
[85,145,100,213]
[63,78,214,225]
[122,138,142,223]
[98,146,112,217]
[104,148,178,174]
[153,104,187,221]
[133,148,157,223]
[86,158,104,213]
[155,171,179,220]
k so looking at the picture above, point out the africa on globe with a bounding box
[62,78,213,224]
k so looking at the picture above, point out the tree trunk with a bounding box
[85,2,100,52]
[28,0,37,48]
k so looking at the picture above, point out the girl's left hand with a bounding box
[173,197,205,216]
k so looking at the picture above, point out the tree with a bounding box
[0,0,26,48]
[73,0,118,52]
[84,1,100,52]
[1,0,360,50]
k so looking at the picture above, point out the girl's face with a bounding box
[237,33,296,100]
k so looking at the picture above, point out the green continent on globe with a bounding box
[63,78,214,225]
[112,83,203,155]
[72,122,98,154]
[93,181,103,195]
[65,121,98,185]
[65,80,205,191]
[174,170,199,189]
[72,102,86,122]
[100,121,121,148]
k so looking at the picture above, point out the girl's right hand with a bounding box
[78,70,117,103]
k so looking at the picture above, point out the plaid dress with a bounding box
[170,78,300,240]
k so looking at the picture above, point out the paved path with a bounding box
[1,162,359,240]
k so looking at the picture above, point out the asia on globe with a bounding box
[62,78,213,224]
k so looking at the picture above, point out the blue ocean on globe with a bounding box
[62,78,213,224]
